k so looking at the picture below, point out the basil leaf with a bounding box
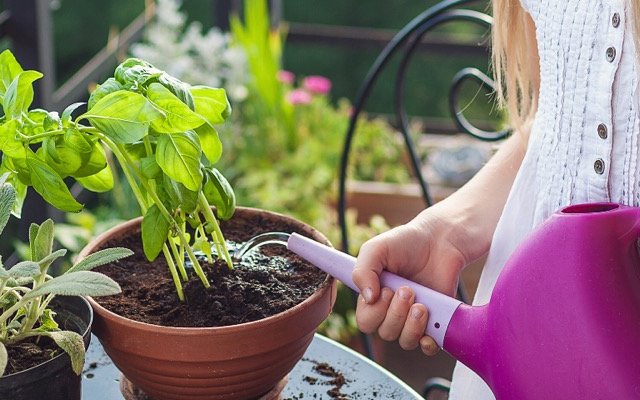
[140,156,161,179]
[75,162,114,193]
[41,136,84,177]
[0,50,23,102]
[88,78,123,110]
[203,168,235,220]
[0,120,26,159]
[81,90,162,144]
[156,131,203,191]
[190,86,231,126]
[195,123,222,164]
[22,109,48,138]
[26,153,83,212]
[61,102,85,127]
[43,111,61,131]
[157,73,194,110]
[72,141,107,178]
[141,204,169,261]
[3,70,43,118]
[147,83,203,133]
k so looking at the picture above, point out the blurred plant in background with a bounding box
[130,0,249,103]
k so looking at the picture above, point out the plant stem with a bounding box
[197,193,233,268]
[168,236,188,281]
[162,244,184,301]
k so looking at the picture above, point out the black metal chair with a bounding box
[336,1,508,397]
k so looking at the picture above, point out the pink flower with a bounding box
[277,70,295,85]
[302,75,332,95]
[286,89,312,105]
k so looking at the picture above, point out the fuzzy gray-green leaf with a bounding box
[44,330,85,375]
[67,247,133,274]
[7,261,40,278]
[38,249,67,271]
[0,181,16,236]
[24,271,121,300]
[33,219,54,262]
[0,342,6,376]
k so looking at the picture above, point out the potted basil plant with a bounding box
[0,49,335,400]
[0,175,130,400]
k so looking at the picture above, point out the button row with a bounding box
[594,11,620,175]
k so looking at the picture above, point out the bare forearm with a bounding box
[413,127,530,263]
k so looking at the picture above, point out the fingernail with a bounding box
[411,307,423,320]
[398,287,411,300]
[363,287,373,303]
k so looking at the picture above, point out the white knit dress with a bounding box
[449,0,639,398]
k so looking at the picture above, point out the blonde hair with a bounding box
[491,0,639,130]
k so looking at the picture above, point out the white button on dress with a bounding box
[449,1,639,399]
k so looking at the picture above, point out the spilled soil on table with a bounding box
[93,212,329,327]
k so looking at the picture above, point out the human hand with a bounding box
[352,209,470,356]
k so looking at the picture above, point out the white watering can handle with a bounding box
[287,233,463,348]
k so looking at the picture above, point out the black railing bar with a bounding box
[52,9,150,111]
[287,22,489,55]
[363,112,499,136]
[394,9,493,208]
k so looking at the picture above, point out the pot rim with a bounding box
[0,296,93,379]
[83,207,335,334]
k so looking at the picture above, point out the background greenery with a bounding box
[45,0,494,122]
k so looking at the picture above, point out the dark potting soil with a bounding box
[5,336,60,375]
[94,213,329,327]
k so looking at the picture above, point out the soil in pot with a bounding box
[93,212,329,327]
[5,337,61,375]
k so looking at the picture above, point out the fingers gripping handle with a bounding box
[287,233,462,348]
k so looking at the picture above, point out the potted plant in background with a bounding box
[0,44,335,399]
[0,174,129,400]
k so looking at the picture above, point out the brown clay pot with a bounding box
[81,208,337,400]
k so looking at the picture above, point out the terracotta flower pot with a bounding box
[81,208,336,400]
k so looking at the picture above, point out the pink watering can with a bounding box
[287,202,640,399]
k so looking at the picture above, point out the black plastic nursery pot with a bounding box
[0,296,93,400]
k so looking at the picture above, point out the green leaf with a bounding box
[81,90,162,144]
[147,83,203,133]
[141,204,170,261]
[26,154,83,212]
[140,156,161,179]
[0,120,26,159]
[177,182,198,214]
[203,168,236,220]
[0,341,6,376]
[41,136,85,177]
[63,129,92,154]
[3,70,43,118]
[7,260,40,278]
[195,124,222,164]
[0,50,24,101]
[33,218,54,261]
[61,102,85,127]
[10,179,27,218]
[38,249,67,271]
[157,74,195,110]
[75,163,114,193]
[73,141,108,178]
[67,247,133,274]
[22,109,48,138]
[0,181,16,236]
[28,222,39,260]
[156,131,203,191]
[24,271,121,300]
[43,111,61,131]
[190,86,231,126]
[88,78,123,110]
[43,330,85,375]
[36,309,59,332]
